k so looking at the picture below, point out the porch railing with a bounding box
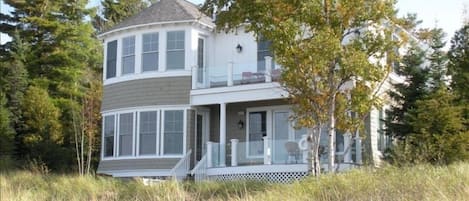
[192,56,280,89]
[169,149,192,181]
[205,133,363,169]
[190,154,208,182]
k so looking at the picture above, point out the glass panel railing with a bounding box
[235,141,264,166]
[211,142,220,167]
[232,63,266,86]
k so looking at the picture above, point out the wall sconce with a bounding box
[237,120,244,129]
[236,44,243,53]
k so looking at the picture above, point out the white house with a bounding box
[96,0,396,183]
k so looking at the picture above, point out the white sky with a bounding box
[2,0,468,45]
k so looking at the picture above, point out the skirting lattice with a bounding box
[208,171,309,183]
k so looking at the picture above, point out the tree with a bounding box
[448,24,469,106]
[93,0,149,32]
[202,0,398,174]
[0,92,14,169]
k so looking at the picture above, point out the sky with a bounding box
[1,0,469,46]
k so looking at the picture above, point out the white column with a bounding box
[344,132,352,163]
[219,103,226,167]
[265,56,272,83]
[263,136,271,165]
[192,65,198,89]
[355,131,362,165]
[207,141,213,168]
[227,61,234,86]
[231,139,238,167]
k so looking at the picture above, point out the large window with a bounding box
[139,111,158,155]
[248,111,266,157]
[378,109,391,152]
[166,31,185,70]
[119,113,134,156]
[122,36,135,75]
[257,39,274,72]
[103,115,115,157]
[142,33,159,72]
[106,40,117,79]
[163,110,184,155]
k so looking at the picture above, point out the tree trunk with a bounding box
[308,125,322,176]
[328,95,336,173]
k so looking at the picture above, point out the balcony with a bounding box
[191,56,280,90]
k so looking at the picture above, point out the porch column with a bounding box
[263,136,271,165]
[231,139,238,166]
[265,56,272,83]
[207,141,213,168]
[192,65,198,89]
[355,130,363,165]
[219,103,227,167]
[344,132,352,163]
[227,61,234,86]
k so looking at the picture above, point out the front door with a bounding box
[195,110,209,162]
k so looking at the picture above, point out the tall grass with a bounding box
[1,163,468,201]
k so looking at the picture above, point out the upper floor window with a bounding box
[122,36,136,75]
[142,33,159,72]
[106,40,117,79]
[167,31,185,70]
[257,38,274,72]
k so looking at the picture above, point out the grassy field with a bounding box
[1,163,468,201]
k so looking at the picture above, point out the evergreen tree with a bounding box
[448,24,469,109]
[93,0,149,32]
[0,92,15,169]
[427,28,448,89]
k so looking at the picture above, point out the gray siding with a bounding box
[97,158,179,172]
[186,109,196,168]
[102,76,191,111]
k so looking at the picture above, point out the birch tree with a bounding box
[202,0,399,174]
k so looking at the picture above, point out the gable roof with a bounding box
[103,0,214,34]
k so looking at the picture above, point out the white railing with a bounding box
[190,154,208,182]
[169,149,192,181]
[191,56,280,89]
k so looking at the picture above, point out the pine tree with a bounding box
[93,0,149,32]
[448,24,469,112]
[0,92,15,169]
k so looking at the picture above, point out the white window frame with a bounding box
[101,114,116,159]
[160,109,187,157]
[166,30,185,70]
[136,110,159,157]
[122,36,136,75]
[117,112,135,157]
[141,32,159,72]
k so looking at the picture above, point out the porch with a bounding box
[190,101,364,183]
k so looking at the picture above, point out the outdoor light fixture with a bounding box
[237,120,244,129]
[236,44,243,53]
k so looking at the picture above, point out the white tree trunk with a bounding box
[308,126,322,176]
[328,95,336,173]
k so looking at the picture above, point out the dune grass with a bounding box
[1,163,468,201]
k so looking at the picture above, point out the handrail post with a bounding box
[207,141,213,168]
[227,61,234,86]
[192,65,198,89]
[231,139,238,166]
[263,136,271,165]
[265,56,272,83]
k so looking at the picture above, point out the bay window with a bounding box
[163,110,184,155]
[119,113,134,156]
[106,40,117,79]
[103,115,115,157]
[142,33,159,72]
[139,111,158,155]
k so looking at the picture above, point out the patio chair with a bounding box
[284,141,300,164]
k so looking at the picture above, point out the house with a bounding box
[96,0,396,183]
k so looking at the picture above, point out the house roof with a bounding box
[103,0,214,35]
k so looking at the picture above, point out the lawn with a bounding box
[1,163,468,201]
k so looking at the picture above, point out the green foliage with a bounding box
[1,163,469,201]
[0,92,15,170]
[93,0,149,32]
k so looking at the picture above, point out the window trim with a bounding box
[141,32,159,72]
[136,110,159,156]
[117,112,135,157]
[105,40,118,79]
[102,114,116,159]
[161,109,186,157]
[122,36,136,75]
[166,30,185,70]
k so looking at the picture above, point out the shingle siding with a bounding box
[97,158,179,172]
[102,76,191,111]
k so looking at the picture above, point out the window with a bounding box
[163,110,184,155]
[122,36,135,75]
[197,38,204,83]
[248,111,266,157]
[166,31,185,70]
[103,115,115,157]
[106,40,117,79]
[139,111,158,155]
[378,109,391,152]
[119,113,134,156]
[257,38,274,72]
[142,33,159,72]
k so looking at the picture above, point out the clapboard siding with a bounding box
[102,76,191,111]
[97,158,180,172]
